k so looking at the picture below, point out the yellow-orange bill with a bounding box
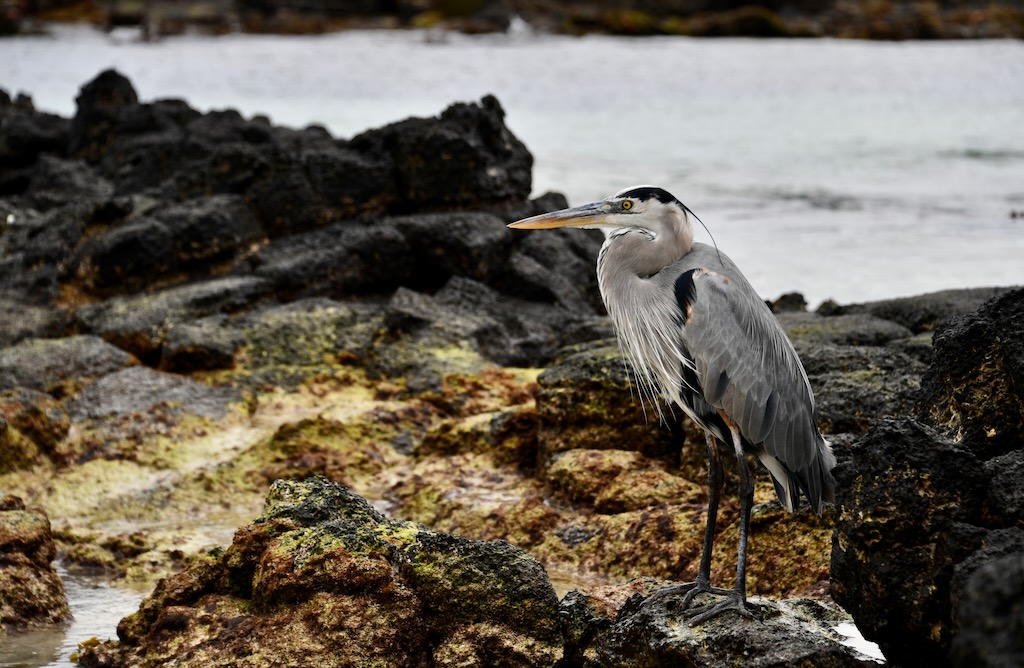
[507,202,608,229]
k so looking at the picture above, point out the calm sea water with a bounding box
[3,24,1024,306]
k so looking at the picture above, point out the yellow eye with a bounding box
[621,200,633,210]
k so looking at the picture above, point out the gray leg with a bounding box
[682,425,755,625]
[642,433,735,613]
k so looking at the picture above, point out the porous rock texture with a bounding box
[831,289,1024,668]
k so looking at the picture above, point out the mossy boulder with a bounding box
[83,477,562,667]
[0,497,69,634]
[534,342,683,464]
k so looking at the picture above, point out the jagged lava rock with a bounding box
[349,94,532,212]
[0,334,137,393]
[0,496,70,634]
[562,586,876,667]
[917,287,1024,460]
[79,476,562,667]
[838,286,1018,333]
[66,366,240,420]
[831,418,990,666]
[75,276,272,363]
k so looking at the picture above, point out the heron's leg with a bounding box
[639,433,727,610]
[678,432,728,607]
[683,425,755,625]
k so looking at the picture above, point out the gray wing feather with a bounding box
[674,247,818,473]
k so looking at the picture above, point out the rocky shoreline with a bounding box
[5,0,1024,39]
[1,71,1022,666]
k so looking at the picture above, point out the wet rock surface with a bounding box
[1,71,1022,666]
[0,496,70,634]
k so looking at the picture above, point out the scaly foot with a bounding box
[682,589,754,626]
[641,580,754,626]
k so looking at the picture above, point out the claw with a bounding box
[682,590,753,626]
[642,582,754,626]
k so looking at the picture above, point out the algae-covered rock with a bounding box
[238,297,381,387]
[534,341,682,463]
[0,498,70,634]
[82,477,562,667]
[366,287,498,394]
[0,387,69,465]
[545,449,701,514]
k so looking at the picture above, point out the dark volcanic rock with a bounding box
[917,288,1024,460]
[830,418,991,666]
[0,101,69,170]
[0,298,62,348]
[350,94,532,213]
[160,318,245,372]
[985,448,1024,523]
[830,290,1024,667]
[949,548,1024,668]
[0,498,70,633]
[69,68,140,163]
[0,334,137,394]
[777,310,913,347]
[840,286,1018,334]
[573,591,875,667]
[78,194,263,291]
[17,154,114,211]
[66,366,240,420]
[75,276,272,363]
[799,343,925,434]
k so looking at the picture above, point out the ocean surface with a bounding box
[2,24,1024,306]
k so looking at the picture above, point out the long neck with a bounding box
[594,207,695,415]
[596,208,693,301]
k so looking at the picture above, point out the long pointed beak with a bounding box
[508,201,609,229]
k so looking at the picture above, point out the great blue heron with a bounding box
[509,185,836,624]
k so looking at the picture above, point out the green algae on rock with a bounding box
[80,476,563,667]
[0,497,70,635]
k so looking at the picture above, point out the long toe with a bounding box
[639,582,699,612]
[681,582,734,609]
[682,591,754,626]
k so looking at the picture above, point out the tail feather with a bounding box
[760,435,836,514]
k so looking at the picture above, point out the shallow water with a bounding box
[2,24,1022,306]
[0,564,144,668]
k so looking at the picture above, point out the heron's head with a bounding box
[508,185,692,238]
